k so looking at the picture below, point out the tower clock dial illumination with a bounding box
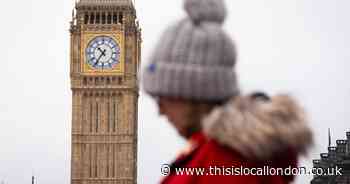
[86,36,120,69]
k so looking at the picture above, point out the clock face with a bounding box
[86,36,120,69]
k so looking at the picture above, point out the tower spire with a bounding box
[328,128,332,147]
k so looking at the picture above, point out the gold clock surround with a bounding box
[81,31,125,76]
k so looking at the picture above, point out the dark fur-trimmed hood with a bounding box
[202,93,313,160]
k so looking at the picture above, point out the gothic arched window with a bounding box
[89,12,95,24]
[95,12,100,24]
[107,13,112,24]
[102,13,106,24]
[84,13,89,24]
[113,13,118,24]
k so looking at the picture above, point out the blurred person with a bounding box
[142,0,313,183]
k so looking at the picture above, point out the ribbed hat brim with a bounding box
[143,62,239,102]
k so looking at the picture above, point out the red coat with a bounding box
[161,94,313,184]
[161,133,298,184]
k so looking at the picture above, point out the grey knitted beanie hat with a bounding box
[143,0,239,102]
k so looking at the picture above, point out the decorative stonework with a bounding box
[78,0,133,6]
[70,0,141,184]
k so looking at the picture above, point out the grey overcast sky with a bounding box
[0,0,349,184]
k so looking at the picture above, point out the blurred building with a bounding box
[311,131,350,184]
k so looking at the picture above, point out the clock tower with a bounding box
[69,0,141,184]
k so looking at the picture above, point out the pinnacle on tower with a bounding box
[328,128,332,147]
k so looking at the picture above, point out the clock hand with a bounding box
[95,53,104,66]
[97,47,108,56]
[94,47,108,66]
[97,47,104,54]
[101,49,107,57]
